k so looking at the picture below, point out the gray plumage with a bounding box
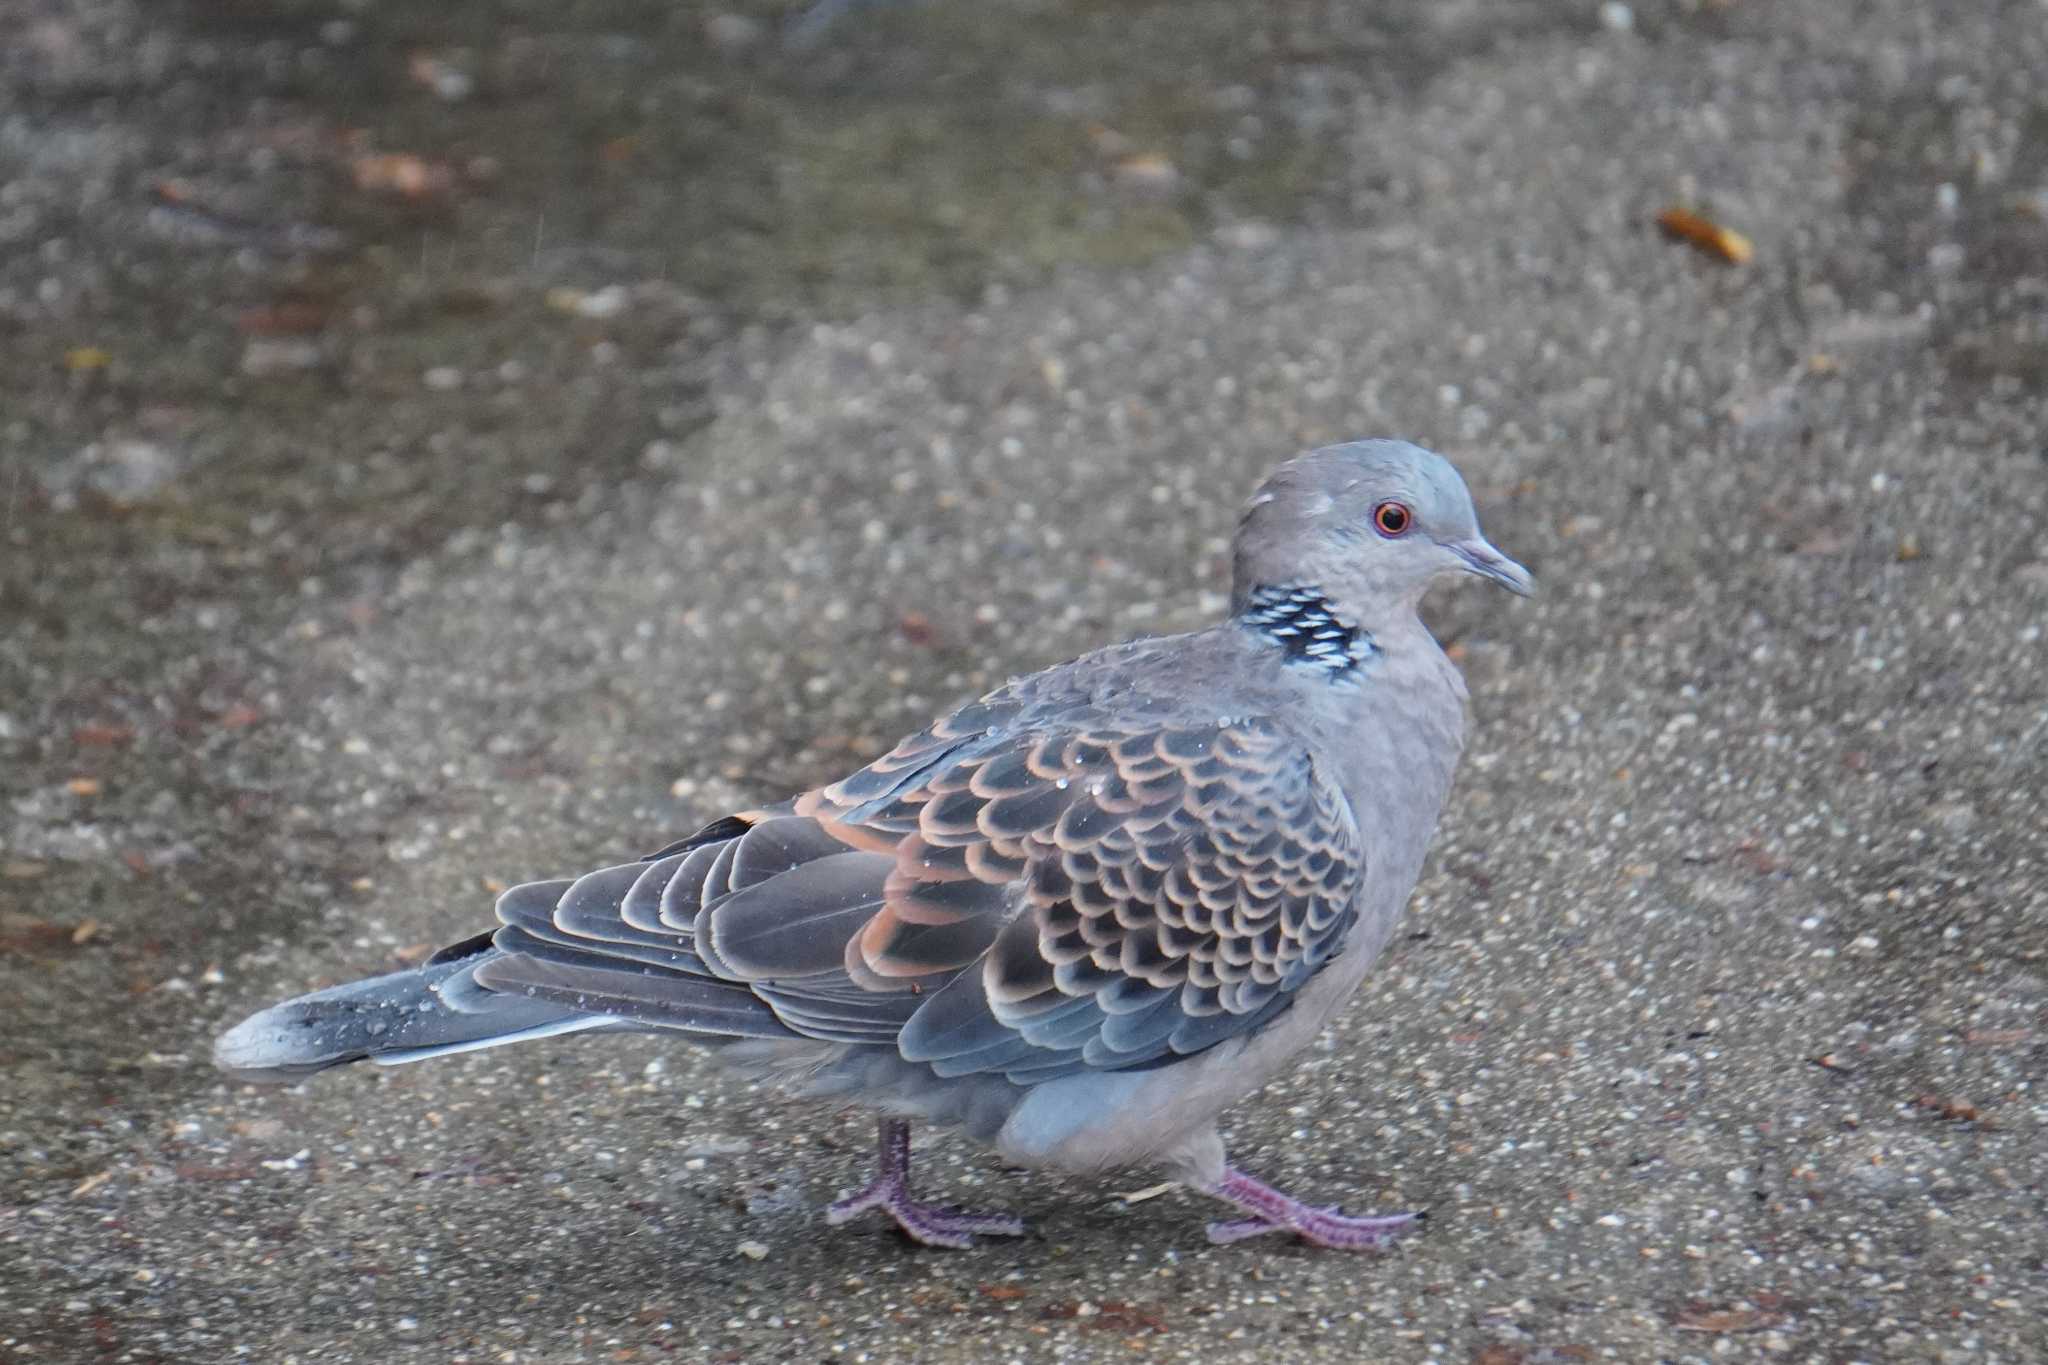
[215,438,1531,1250]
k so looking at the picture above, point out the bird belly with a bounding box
[993,930,1387,1179]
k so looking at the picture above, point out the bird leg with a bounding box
[1201,1166,1420,1250]
[825,1118,1027,1249]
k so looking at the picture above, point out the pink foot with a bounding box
[1203,1166,1421,1250]
[825,1119,1026,1249]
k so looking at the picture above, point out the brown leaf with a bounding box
[0,915,84,954]
[980,1284,1027,1301]
[1731,839,1780,874]
[218,704,265,730]
[1039,1302,1167,1335]
[352,153,455,199]
[898,611,936,646]
[67,777,103,798]
[1656,206,1754,264]
[1914,1094,1985,1124]
[73,722,136,747]
[236,303,332,336]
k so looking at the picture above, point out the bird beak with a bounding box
[1450,537,1534,596]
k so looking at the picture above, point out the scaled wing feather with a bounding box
[469,696,1363,1086]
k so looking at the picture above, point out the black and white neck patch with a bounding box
[1240,584,1375,679]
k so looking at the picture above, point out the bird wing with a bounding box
[472,695,1365,1084]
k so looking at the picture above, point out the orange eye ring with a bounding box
[1372,501,1413,538]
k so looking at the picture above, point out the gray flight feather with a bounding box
[214,439,1530,1245]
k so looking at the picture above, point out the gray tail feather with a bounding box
[213,948,623,1084]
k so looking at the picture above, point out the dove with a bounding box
[215,438,1531,1250]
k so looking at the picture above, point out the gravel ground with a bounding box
[4,1,2046,1362]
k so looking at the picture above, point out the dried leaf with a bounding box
[1040,1301,1167,1335]
[1914,1094,1984,1123]
[0,915,89,954]
[71,1170,116,1198]
[979,1284,1027,1301]
[352,153,455,199]
[236,303,332,336]
[73,722,136,747]
[1731,839,1780,874]
[1114,1181,1177,1205]
[1656,206,1754,264]
[64,347,113,371]
[897,611,935,646]
[1673,1305,1781,1333]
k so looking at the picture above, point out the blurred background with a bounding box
[3,1,2045,1360]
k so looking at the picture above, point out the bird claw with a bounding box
[823,1118,1026,1248]
[1205,1205,1419,1249]
[827,1179,1027,1249]
[1203,1166,1421,1250]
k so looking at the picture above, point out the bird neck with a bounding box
[1234,582,1379,681]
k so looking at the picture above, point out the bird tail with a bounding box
[212,935,625,1084]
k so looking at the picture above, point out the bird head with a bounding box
[1231,440,1532,621]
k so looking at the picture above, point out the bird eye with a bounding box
[1372,501,1413,538]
